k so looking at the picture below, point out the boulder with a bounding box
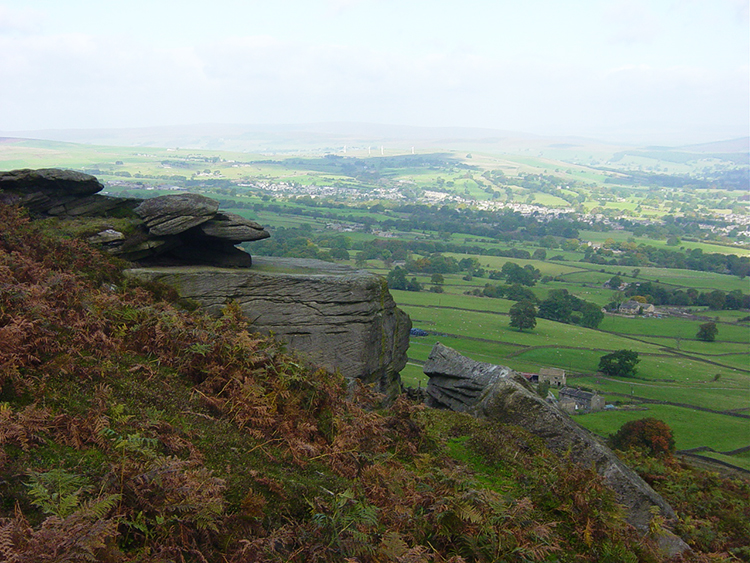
[125,257,411,399]
[196,212,270,243]
[424,343,513,411]
[135,194,219,236]
[0,168,103,196]
[0,168,106,214]
[423,343,689,555]
[47,194,137,217]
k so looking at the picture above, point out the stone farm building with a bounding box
[619,300,656,316]
[558,387,605,414]
[539,367,566,387]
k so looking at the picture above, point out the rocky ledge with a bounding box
[126,257,411,397]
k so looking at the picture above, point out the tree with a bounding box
[509,300,537,332]
[532,248,547,261]
[500,262,539,286]
[579,302,604,329]
[329,247,350,261]
[598,350,640,378]
[406,277,422,292]
[696,322,718,342]
[386,267,407,290]
[609,418,675,457]
[537,289,574,323]
[430,273,444,285]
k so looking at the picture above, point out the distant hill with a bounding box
[678,137,749,154]
[1,122,628,154]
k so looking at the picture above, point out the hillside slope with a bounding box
[0,204,747,562]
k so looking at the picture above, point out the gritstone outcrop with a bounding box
[0,168,410,398]
[423,343,690,556]
[126,258,411,398]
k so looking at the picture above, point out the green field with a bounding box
[574,405,749,451]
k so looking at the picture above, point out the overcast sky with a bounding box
[1,0,748,145]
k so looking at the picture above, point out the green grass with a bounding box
[569,374,748,411]
[696,451,750,472]
[574,405,750,451]
[579,230,750,257]
[598,315,750,342]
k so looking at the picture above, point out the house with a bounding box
[518,372,539,384]
[558,387,605,413]
[539,367,566,387]
[619,300,655,315]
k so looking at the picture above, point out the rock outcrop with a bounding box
[0,168,135,216]
[423,343,689,555]
[123,194,270,267]
[126,257,411,398]
[135,193,219,236]
[0,169,270,268]
[1,168,410,396]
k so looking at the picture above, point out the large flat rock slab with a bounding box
[125,257,411,398]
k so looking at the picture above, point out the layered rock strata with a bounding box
[0,168,135,216]
[0,169,270,267]
[126,257,411,397]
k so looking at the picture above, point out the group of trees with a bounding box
[489,261,541,286]
[585,242,750,278]
[537,289,605,329]
[385,266,422,292]
[616,281,749,310]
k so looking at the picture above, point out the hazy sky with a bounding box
[1,0,748,144]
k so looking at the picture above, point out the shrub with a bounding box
[609,418,675,456]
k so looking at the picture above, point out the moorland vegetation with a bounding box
[1,198,749,560]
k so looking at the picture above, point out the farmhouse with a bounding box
[619,300,655,315]
[558,387,605,413]
[539,367,566,387]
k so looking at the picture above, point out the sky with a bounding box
[0,0,748,145]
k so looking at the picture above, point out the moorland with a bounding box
[1,129,749,560]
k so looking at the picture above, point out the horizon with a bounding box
[1,1,748,146]
[2,122,749,153]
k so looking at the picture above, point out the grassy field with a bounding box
[388,265,749,456]
[574,405,749,451]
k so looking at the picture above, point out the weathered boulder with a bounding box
[121,195,271,266]
[46,194,137,217]
[424,344,513,411]
[423,343,689,555]
[125,257,411,398]
[0,168,135,216]
[0,168,103,196]
[135,194,219,236]
[197,212,271,243]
